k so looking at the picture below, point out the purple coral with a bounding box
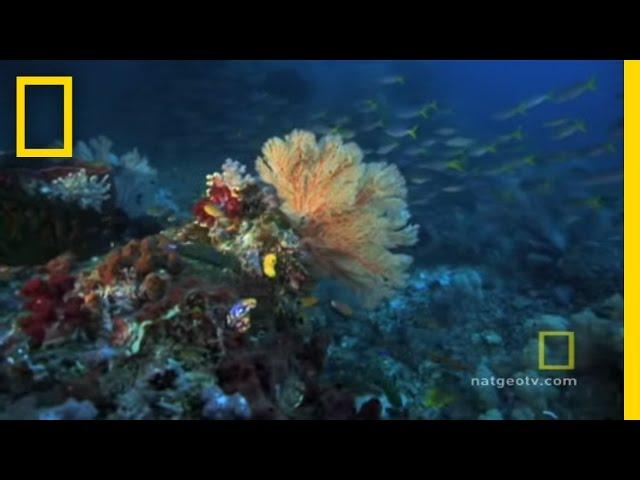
[39,398,98,420]
[201,385,251,420]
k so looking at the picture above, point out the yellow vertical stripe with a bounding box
[15,77,26,155]
[625,60,640,420]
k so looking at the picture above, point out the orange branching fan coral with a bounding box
[256,130,419,307]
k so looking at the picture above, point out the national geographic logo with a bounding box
[15,76,73,158]
[538,331,575,371]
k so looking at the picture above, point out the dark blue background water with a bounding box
[0,60,623,220]
[0,60,622,156]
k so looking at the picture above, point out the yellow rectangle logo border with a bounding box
[16,76,73,158]
[538,331,575,370]
[625,60,639,420]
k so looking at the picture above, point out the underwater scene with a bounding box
[0,60,623,420]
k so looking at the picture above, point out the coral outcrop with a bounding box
[0,226,378,419]
[0,147,168,266]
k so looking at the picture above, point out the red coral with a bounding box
[356,398,382,420]
[192,198,217,227]
[48,274,75,297]
[0,171,14,188]
[209,184,239,215]
[193,183,243,227]
[21,277,51,298]
[19,274,91,346]
[20,297,56,344]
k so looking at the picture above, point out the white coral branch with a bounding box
[49,169,111,212]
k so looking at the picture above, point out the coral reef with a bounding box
[256,130,418,307]
[1,125,622,421]
[187,131,419,311]
[0,151,164,266]
[322,265,622,420]
[0,226,378,419]
[75,136,179,219]
[185,156,314,308]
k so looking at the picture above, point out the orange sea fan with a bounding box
[256,130,419,308]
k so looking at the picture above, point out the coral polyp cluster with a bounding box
[185,158,312,298]
[192,162,244,229]
[19,273,94,346]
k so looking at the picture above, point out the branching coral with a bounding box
[75,136,116,165]
[256,130,418,307]
[218,158,256,192]
[120,149,157,176]
[74,136,180,218]
[21,169,111,213]
[51,169,111,212]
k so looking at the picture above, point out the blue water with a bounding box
[0,60,622,155]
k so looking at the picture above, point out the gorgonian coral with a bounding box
[255,130,418,307]
[75,136,178,218]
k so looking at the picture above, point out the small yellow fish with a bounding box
[410,176,430,185]
[330,300,353,318]
[500,127,524,142]
[488,155,536,175]
[421,100,438,117]
[379,75,405,85]
[582,196,604,210]
[554,76,597,103]
[410,195,436,206]
[423,388,456,409]
[203,203,224,218]
[262,253,278,278]
[544,118,571,128]
[446,158,467,172]
[552,120,587,140]
[494,103,528,120]
[441,185,466,193]
[146,206,165,217]
[534,180,554,195]
[301,296,319,308]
